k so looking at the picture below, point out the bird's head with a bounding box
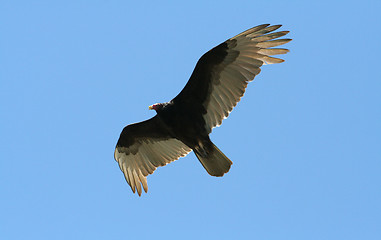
[148,103,164,111]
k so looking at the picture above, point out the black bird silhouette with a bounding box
[115,24,292,195]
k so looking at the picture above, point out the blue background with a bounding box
[1,1,380,239]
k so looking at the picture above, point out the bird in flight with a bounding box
[115,24,292,196]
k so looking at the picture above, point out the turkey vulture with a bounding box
[115,24,291,196]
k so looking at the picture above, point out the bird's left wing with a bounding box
[115,116,192,196]
[173,24,291,133]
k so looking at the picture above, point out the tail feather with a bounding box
[194,142,232,177]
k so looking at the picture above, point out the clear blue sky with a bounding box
[1,1,380,239]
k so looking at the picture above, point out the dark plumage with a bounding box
[115,24,292,195]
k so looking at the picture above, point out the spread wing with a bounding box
[114,116,192,196]
[173,24,292,133]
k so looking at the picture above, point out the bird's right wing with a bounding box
[173,24,291,133]
[115,116,192,196]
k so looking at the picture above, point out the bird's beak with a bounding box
[148,105,154,110]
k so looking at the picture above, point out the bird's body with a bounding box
[115,24,292,195]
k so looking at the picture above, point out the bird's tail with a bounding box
[194,141,233,177]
